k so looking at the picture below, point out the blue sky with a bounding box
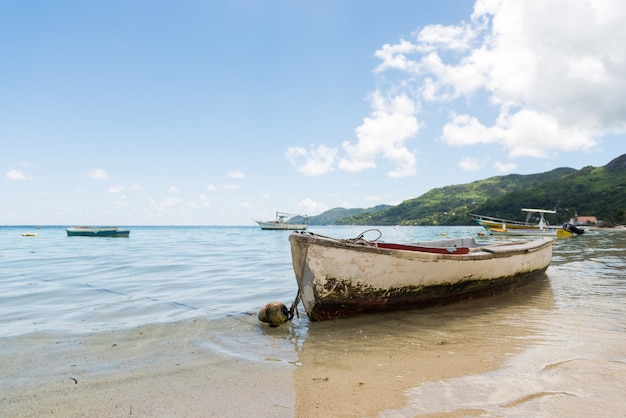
[2,0,625,226]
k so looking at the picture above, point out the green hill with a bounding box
[315,153,626,226]
[472,154,626,225]
[306,205,390,225]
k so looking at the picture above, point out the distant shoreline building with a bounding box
[570,212,598,226]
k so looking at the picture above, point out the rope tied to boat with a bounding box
[296,229,383,247]
[340,228,382,247]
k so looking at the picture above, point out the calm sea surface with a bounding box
[2,225,625,416]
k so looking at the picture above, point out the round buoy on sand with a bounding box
[258,302,289,327]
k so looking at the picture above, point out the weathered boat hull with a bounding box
[289,232,553,321]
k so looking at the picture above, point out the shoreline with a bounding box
[2,298,539,418]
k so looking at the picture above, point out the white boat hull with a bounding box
[256,221,307,230]
[487,227,558,237]
[289,232,554,321]
[256,212,308,230]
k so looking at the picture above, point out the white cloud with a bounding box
[441,114,498,146]
[373,0,626,159]
[285,145,337,176]
[86,169,107,180]
[169,186,180,193]
[442,110,596,158]
[285,92,419,178]
[6,169,28,180]
[109,185,125,194]
[458,157,483,171]
[415,22,478,52]
[207,184,218,191]
[338,91,419,178]
[227,170,245,179]
[286,0,624,181]
[567,55,608,84]
[374,39,421,73]
[498,109,596,158]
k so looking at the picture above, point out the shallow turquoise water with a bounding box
[0,225,496,337]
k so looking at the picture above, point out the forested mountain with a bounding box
[309,154,626,226]
[304,205,390,225]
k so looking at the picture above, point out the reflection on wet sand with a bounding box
[293,275,554,417]
[378,240,626,418]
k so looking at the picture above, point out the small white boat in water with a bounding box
[256,212,308,230]
[289,230,554,321]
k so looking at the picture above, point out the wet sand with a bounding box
[3,277,625,417]
[2,320,511,418]
[292,309,530,417]
[1,281,546,418]
[2,319,295,417]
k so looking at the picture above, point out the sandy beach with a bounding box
[3,268,626,417]
[2,318,294,417]
[3,324,506,418]
[3,283,547,418]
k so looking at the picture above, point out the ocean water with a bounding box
[1,225,302,336]
[2,225,625,416]
[0,225,507,337]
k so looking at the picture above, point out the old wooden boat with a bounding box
[289,230,554,321]
[66,226,130,237]
[257,212,308,230]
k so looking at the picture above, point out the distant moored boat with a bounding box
[66,226,130,237]
[256,212,308,230]
[471,208,585,238]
